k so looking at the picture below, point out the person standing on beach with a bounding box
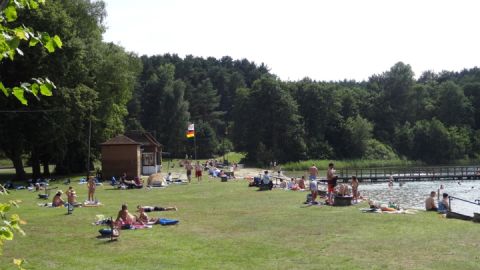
[195,161,203,182]
[87,176,96,202]
[327,163,337,205]
[185,161,193,183]
[308,165,319,203]
[351,176,359,203]
[308,164,318,181]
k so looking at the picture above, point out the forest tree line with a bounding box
[1,0,480,180]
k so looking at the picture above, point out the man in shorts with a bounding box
[185,161,193,183]
[195,161,203,182]
[327,163,337,205]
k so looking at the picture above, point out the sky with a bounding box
[101,0,480,82]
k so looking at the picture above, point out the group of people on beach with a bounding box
[183,159,238,183]
[308,163,360,205]
[51,186,80,207]
[425,185,450,213]
[114,203,177,226]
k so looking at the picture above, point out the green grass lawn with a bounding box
[1,178,480,269]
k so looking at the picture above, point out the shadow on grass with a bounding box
[95,235,119,244]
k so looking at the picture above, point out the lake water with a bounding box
[348,180,480,216]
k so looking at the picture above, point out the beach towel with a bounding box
[158,218,179,225]
[83,201,103,207]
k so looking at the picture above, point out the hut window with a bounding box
[142,153,155,166]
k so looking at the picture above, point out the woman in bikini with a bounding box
[87,176,96,201]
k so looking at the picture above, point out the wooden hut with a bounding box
[101,135,141,180]
[124,131,162,175]
[100,132,162,180]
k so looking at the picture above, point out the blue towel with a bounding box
[158,218,179,225]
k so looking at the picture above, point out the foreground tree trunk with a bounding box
[43,161,50,177]
[10,151,26,181]
[31,149,41,180]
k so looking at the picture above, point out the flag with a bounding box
[186,123,195,138]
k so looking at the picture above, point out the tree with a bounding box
[0,186,25,269]
[343,115,373,158]
[293,80,341,158]
[369,62,415,143]
[0,0,61,104]
[232,76,306,163]
[140,64,190,156]
[434,81,473,126]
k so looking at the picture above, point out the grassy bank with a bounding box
[282,159,424,171]
[1,179,479,269]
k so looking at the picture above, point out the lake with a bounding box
[347,180,480,216]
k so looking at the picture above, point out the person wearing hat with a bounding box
[66,186,78,206]
[52,190,65,207]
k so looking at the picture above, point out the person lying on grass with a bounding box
[136,207,159,224]
[137,205,177,212]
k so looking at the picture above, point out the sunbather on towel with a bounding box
[52,190,66,207]
[137,205,177,212]
[137,207,159,224]
[116,204,137,225]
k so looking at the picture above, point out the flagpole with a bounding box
[194,134,197,162]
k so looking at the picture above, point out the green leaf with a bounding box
[39,84,52,96]
[29,37,39,47]
[31,83,39,96]
[0,82,8,96]
[4,6,18,22]
[14,28,27,40]
[53,35,62,48]
[6,37,20,52]
[0,227,14,241]
[44,38,55,53]
[12,87,27,105]
[7,49,15,60]
[29,0,39,9]
[0,203,10,212]
[13,258,23,266]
